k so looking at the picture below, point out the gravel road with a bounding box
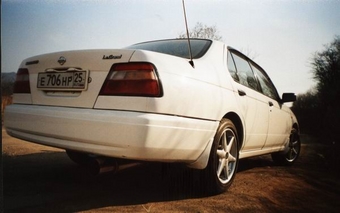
[2,129,340,212]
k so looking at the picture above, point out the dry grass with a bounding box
[2,96,12,122]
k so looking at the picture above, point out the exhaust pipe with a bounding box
[87,158,142,176]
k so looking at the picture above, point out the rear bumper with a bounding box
[4,104,218,163]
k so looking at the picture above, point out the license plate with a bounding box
[37,71,88,91]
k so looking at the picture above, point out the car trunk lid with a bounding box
[19,49,135,108]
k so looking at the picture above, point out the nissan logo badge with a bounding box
[58,56,66,65]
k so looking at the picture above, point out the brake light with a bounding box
[99,63,162,97]
[13,68,31,93]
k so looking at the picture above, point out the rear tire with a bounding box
[203,118,239,194]
[271,128,301,166]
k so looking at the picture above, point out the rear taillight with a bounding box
[13,68,31,93]
[99,62,162,97]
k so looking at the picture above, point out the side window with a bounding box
[227,51,239,82]
[231,52,259,91]
[251,63,278,100]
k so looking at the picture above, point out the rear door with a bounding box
[250,63,291,148]
[227,50,269,151]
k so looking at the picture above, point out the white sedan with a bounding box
[4,39,300,194]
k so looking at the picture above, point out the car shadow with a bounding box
[3,151,276,212]
[237,155,275,172]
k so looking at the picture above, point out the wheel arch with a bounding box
[293,122,299,133]
[187,111,244,170]
[223,112,244,150]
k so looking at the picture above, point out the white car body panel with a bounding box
[5,104,218,162]
[127,44,231,120]
[234,84,269,152]
[4,39,298,169]
[12,93,32,104]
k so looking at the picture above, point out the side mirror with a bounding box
[281,93,296,103]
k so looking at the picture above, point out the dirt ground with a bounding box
[2,128,340,213]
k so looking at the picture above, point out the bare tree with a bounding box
[290,36,340,173]
[311,35,340,146]
[312,35,340,107]
[178,22,223,41]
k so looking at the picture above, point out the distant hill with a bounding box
[2,72,16,96]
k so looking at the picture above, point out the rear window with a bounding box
[126,39,212,59]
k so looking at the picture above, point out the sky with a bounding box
[2,0,340,96]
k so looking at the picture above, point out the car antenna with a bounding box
[182,0,194,68]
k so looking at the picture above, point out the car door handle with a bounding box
[269,101,274,107]
[238,90,246,96]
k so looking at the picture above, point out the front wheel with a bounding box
[203,118,239,194]
[271,128,301,166]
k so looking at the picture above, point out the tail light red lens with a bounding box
[99,63,162,97]
[13,68,31,93]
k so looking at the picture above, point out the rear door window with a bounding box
[230,52,259,91]
[227,51,239,82]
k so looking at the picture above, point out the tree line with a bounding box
[292,36,340,140]
[291,36,340,173]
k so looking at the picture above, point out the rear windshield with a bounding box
[126,39,212,59]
